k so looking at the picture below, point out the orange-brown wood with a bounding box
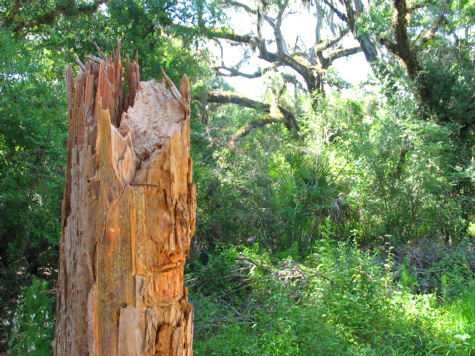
[54,46,195,356]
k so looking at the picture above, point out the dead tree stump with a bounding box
[53,46,196,356]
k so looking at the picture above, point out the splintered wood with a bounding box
[54,45,195,356]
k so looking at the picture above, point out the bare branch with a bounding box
[223,0,255,14]
[320,0,349,23]
[180,16,323,92]
[210,28,318,91]
[223,0,288,54]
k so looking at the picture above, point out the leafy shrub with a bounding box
[308,89,471,245]
[8,278,55,355]
[191,108,340,254]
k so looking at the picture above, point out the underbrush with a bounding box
[7,278,55,355]
[6,240,474,355]
[190,240,475,355]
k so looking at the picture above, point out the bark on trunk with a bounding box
[54,46,196,356]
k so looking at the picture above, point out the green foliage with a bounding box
[0,27,67,302]
[400,258,418,292]
[191,241,475,355]
[36,0,215,84]
[8,278,55,355]
[428,245,475,299]
[307,88,471,244]
[187,245,240,297]
[192,102,342,254]
[447,281,475,337]
[0,33,64,353]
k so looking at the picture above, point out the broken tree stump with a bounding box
[53,46,196,356]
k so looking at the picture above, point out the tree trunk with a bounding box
[53,46,196,355]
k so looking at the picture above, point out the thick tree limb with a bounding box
[204,1,369,105]
[214,65,275,78]
[223,0,255,14]
[379,38,399,55]
[212,24,355,93]
[200,0,366,97]
[322,46,362,68]
[208,3,326,92]
[206,90,300,134]
[393,0,421,78]
[209,26,321,91]
[207,28,254,43]
[315,28,351,53]
[345,0,379,62]
[380,0,433,112]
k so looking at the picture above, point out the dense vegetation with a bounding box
[1,0,474,354]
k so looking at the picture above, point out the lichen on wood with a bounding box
[54,44,195,356]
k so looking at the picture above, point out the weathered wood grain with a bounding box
[54,45,195,356]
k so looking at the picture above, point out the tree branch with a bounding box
[415,0,450,49]
[392,0,421,78]
[315,27,350,53]
[407,0,432,12]
[207,28,254,43]
[207,26,320,92]
[322,46,362,68]
[274,0,289,54]
[380,38,399,55]
[341,0,379,62]
[206,90,300,133]
[382,0,431,108]
[320,0,349,22]
[393,144,413,179]
[214,65,275,79]
[222,0,278,30]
